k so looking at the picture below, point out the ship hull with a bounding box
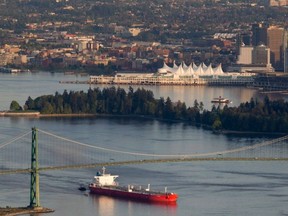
[89,185,178,203]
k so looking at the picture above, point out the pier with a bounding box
[87,74,254,86]
[253,75,288,91]
[60,77,254,86]
[89,75,207,85]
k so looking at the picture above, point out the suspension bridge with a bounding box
[1,127,288,209]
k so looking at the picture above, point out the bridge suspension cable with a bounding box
[0,130,31,150]
[37,129,288,158]
[1,129,288,176]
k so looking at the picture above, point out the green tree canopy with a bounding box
[17,88,288,133]
[10,100,22,111]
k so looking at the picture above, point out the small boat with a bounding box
[89,167,178,203]
[78,184,87,191]
[211,96,230,104]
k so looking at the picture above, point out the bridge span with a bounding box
[1,128,288,208]
[1,156,288,176]
[1,128,288,175]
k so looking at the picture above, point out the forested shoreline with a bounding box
[10,86,288,133]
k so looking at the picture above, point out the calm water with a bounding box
[0,71,264,110]
[1,72,288,216]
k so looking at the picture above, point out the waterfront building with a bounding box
[227,64,274,73]
[89,62,255,86]
[157,62,225,78]
[267,26,284,71]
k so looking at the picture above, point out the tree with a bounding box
[193,99,199,111]
[212,118,222,131]
[24,96,35,110]
[41,102,54,114]
[164,97,174,119]
[156,97,165,118]
[199,102,204,112]
[15,86,288,132]
[10,100,22,111]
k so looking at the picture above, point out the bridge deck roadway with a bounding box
[1,157,288,175]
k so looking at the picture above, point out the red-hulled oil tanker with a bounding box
[89,167,178,203]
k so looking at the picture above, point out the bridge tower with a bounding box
[29,127,40,208]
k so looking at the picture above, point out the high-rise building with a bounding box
[252,23,268,46]
[267,26,284,71]
[252,44,271,66]
[237,45,271,66]
[242,34,251,46]
[236,33,251,55]
[284,30,288,73]
[237,46,253,64]
[285,48,288,73]
[230,44,273,72]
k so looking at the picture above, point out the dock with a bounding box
[88,75,254,86]
[59,72,255,87]
[59,80,89,84]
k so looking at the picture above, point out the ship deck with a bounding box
[90,184,173,195]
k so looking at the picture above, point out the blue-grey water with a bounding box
[0,72,288,216]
